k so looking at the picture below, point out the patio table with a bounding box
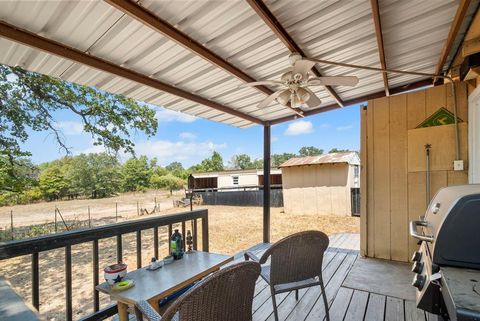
[96,251,233,321]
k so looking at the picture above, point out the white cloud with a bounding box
[285,120,314,136]
[134,140,227,165]
[336,125,353,131]
[179,132,196,140]
[318,123,331,129]
[56,121,84,135]
[271,136,279,143]
[155,108,196,123]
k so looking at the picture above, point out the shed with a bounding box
[191,168,282,191]
[280,152,360,216]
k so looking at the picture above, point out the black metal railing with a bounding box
[0,209,209,321]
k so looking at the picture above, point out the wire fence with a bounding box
[0,195,189,241]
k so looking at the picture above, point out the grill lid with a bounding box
[424,185,480,269]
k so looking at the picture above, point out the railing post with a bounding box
[32,252,39,310]
[153,227,159,259]
[202,211,209,252]
[181,221,186,251]
[93,240,100,312]
[116,235,123,263]
[193,219,198,251]
[65,245,73,321]
[136,231,142,269]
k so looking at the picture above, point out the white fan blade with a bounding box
[303,87,322,108]
[258,89,289,108]
[307,76,359,87]
[292,60,317,81]
[240,80,284,87]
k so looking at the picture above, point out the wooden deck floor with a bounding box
[238,233,428,321]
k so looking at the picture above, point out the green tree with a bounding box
[121,156,152,192]
[38,162,69,200]
[165,161,187,178]
[271,153,297,167]
[150,173,185,195]
[0,65,157,190]
[66,153,121,198]
[299,146,323,156]
[230,154,253,169]
[190,151,224,172]
[328,148,352,153]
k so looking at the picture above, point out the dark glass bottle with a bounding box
[170,229,184,260]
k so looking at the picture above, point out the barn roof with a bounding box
[0,0,478,128]
[280,152,360,167]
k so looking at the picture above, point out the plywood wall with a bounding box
[282,163,353,216]
[360,82,469,262]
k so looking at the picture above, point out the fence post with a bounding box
[54,207,58,233]
[88,206,91,228]
[154,197,157,213]
[137,201,139,216]
[10,210,13,240]
[115,202,118,222]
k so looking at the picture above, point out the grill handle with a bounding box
[409,220,434,243]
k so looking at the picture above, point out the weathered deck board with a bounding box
[246,233,421,321]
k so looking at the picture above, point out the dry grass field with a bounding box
[0,197,359,321]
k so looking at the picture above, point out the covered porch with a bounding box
[1,0,480,320]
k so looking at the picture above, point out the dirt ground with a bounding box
[0,204,359,321]
[0,190,183,229]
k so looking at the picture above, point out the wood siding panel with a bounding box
[407,90,426,129]
[389,94,409,262]
[373,97,391,260]
[367,100,375,256]
[425,85,446,118]
[363,83,469,262]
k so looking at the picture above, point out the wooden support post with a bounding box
[263,123,271,243]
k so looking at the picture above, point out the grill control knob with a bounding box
[412,261,424,274]
[411,251,422,262]
[412,274,426,290]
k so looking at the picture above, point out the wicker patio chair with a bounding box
[245,230,330,321]
[134,261,261,321]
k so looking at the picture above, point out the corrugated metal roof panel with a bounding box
[0,0,465,128]
[280,152,360,167]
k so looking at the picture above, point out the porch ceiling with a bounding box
[0,0,477,127]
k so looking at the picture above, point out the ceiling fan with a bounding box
[242,53,359,115]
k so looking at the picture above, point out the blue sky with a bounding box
[23,103,362,167]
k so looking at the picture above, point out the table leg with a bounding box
[117,302,129,321]
[134,306,144,321]
[148,298,161,314]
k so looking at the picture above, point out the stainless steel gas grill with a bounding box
[410,185,480,321]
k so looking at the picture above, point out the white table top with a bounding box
[97,251,233,305]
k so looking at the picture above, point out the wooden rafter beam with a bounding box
[370,0,390,96]
[245,0,345,107]
[435,0,472,75]
[270,78,434,125]
[0,21,263,125]
[104,0,274,97]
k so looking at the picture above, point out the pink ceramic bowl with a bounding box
[104,263,127,285]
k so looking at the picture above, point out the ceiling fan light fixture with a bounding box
[296,87,310,104]
[276,90,291,105]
